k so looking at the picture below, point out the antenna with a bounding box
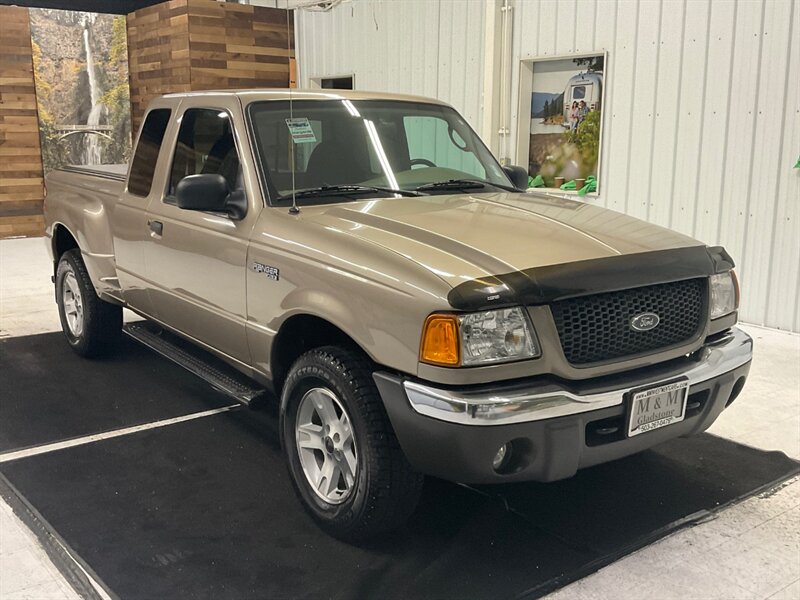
[287,8,299,215]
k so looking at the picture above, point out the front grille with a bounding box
[550,278,706,365]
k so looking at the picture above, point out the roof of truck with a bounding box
[160,89,450,106]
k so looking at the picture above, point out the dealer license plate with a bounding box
[627,380,689,437]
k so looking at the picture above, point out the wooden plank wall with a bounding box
[0,6,45,238]
[127,0,191,135]
[186,0,294,89]
[127,0,294,133]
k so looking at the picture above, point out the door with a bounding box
[143,105,255,364]
[112,106,173,315]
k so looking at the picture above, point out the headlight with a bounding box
[709,271,738,319]
[420,307,540,367]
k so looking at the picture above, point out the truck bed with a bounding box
[59,164,127,182]
[45,164,129,302]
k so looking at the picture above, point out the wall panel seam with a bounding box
[715,0,739,244]
[644,0,664,224]
[666,0,688,229]
[737,0,768,278]
[622,0,642,215]
[689,0,714,238]
[764,0,797,329]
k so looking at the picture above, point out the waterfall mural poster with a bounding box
[29,9,132,172]
[528,54,605,192]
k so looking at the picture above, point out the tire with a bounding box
[56,249,122,358]
[280,346,423,542]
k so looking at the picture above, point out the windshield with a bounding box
[247,99,513,204]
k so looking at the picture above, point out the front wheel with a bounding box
[280,346,423,542]
[56,249,122,357]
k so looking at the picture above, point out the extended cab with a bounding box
[44,90,752,541]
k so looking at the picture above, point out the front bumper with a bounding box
[373,327,752,484]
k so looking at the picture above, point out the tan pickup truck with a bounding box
[44,90,752,541]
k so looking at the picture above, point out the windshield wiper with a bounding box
[278,185,420,201]
[415,179,486,191]
[414,179,497,192]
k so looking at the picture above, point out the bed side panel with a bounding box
[44,168,125,299]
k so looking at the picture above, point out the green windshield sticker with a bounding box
[285,117,317,144]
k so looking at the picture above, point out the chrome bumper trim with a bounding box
[404,327,753,426]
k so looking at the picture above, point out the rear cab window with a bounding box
[128,109,171,197]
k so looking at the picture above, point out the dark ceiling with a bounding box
[0,0,166,14]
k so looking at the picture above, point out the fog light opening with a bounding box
[726,376,746,408]
[492,443,512,472]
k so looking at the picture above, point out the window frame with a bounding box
[515,51,608,197]
[310,74,355,90]
[127,108,172,198]
[162,106,243,207]
[571,85,587,100]
[401,114,486,179]
[245,98,512,207]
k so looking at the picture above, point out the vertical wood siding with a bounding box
[297,0,798,331]
[0,5,45,238]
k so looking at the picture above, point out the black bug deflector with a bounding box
[447,245,735,311]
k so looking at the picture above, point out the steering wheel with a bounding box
[409,158,437,169]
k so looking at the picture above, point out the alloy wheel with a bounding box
[295,387,358,504]
[62,270,84,337]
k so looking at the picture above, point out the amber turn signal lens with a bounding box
[420,314,460,366]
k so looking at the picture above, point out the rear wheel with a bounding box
[280,346,423,542]
[56,249,122,357]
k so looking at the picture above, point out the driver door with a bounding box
[143,103,257,364]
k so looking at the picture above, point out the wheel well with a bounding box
[53,225,79,263]
[271,315,364,394]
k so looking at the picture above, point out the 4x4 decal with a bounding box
[253,262,279,281]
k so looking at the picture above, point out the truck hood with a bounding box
[304,191,703,287]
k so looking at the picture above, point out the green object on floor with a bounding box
[794,156,800,169]
[578,175,597,196]
[528,174,545,188]
[560,179,577,190]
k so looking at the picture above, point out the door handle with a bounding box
[148,220,163,236]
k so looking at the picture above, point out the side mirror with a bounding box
[502,165,529,191]
[175,174,247,220]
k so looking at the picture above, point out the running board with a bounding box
[123,322,267,406]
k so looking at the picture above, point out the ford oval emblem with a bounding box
[630,312,660,332]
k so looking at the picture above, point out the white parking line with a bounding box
[0,405,241,464]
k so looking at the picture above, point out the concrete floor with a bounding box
[1,236,798,599]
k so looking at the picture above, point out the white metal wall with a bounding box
[295,0,800,332]
[295,0,486,128]
[510,0,799,332]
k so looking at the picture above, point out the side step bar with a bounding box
[123,321,267,406]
